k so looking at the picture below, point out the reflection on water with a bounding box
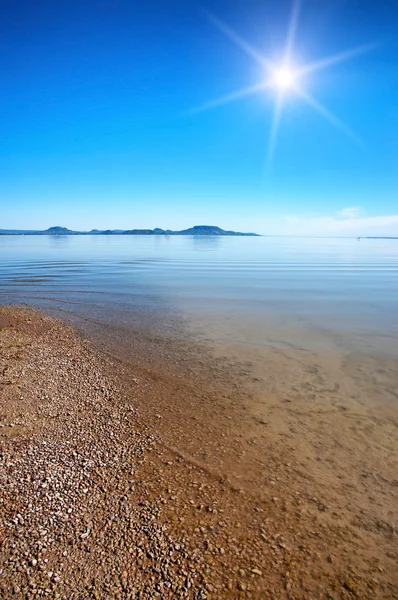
[0,234,397,356]
[48,234,71,248]
[191,236,222,251]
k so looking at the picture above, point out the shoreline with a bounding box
[1,306,397,598]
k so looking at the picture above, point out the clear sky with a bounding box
[1,0,397,235]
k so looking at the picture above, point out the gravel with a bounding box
[1,306,397,599]
[0,308,205,599]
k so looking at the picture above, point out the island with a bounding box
[0,225,260,236]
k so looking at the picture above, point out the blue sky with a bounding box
[1,0,398,235]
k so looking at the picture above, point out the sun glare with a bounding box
[196,0,375,169]
[272,66,297,90]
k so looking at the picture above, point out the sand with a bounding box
[0,306,397,599]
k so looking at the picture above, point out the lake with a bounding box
[0,235,397,358]
[1,233,398,579]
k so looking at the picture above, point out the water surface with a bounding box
[0,235,397,358]
[2,234,397,590]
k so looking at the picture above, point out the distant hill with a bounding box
[45,226,73,235]
[153,225,258,236]
[0,225,259,236]
[123,225,258,236]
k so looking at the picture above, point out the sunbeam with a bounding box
[266,91,285,171]
[298,42,377,76]
[294,87,361,143]
[284,0,301,64]
[188,82,269,115]
[203,9,269,68]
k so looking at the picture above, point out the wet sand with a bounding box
[1,306,397,599]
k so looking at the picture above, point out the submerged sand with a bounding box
[0,306,397,599]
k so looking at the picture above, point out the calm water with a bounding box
[0,235,397,356]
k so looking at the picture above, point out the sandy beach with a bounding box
[1,306,397,599]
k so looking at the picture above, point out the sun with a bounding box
[271,65,298,91]
[194,2,375,168]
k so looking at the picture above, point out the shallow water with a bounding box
[1,234,398,536]
[2,234,398,596]
[0,234,397,357]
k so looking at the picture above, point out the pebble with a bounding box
[0,306,390,600]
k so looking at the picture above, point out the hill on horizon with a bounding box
[0,225,260,236]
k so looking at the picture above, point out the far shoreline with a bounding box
[0,224,260,237]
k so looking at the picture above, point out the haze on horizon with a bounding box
[1,0,397,237]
